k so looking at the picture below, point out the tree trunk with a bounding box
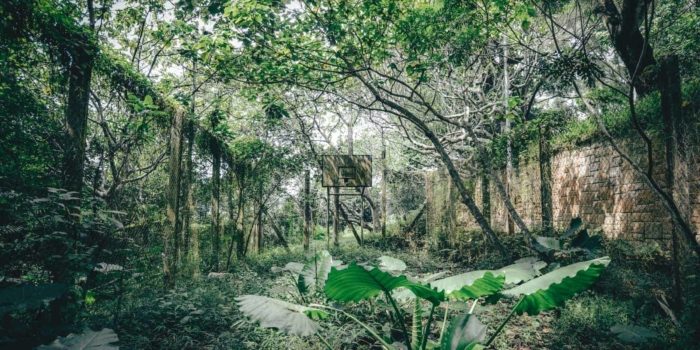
[659,55,683,309]
[404,202,427,235]
[164,109,185,286]
[381,133,388,238]
[235,183,246,257]
[257,182,263,252]
[481,171,491,225]
[462,122,536,247]
[180,61,197,263]
[304,170,311,251]
[62,45,94,219]
[334,187,340,247]
[597,0,658,96]
[210,126,221,271]
[339,204,363,246]
[266,210,290,252]
[539,123,553,231]
[352,71,511,260]
[503,33,515,236]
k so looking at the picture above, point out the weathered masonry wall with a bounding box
[427,138,700,244]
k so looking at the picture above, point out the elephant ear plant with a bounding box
[235,253,611,349]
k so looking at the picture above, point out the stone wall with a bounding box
[427,138,700,244]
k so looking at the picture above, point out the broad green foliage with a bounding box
[302,250,335,287]
[501,257,611,315]
[440,314,487,350]
[534,218,602,256]
[0,283,69,315]
[325,261,444,306]
[610,324,660,343]
[561,218,583,239]
[36,328,119,350]
[535,237,563,251]
[239,251,612,349]
[448,272,505,301]
[396,260,540,300]
[235,295,328,337]
[379,255,408,271]
[271,250,337,295]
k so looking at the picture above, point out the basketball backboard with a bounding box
[322,155,372,187]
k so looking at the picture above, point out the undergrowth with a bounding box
[90,234,700,349]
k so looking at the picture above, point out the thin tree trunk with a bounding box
[381,132,388,238]
[339,204,363,245]
[266,210,290,252]
[210,125,221,271]
[63,45,94,222]
[224,171,235,267]
[481,171,491,225]
[539,123,553,231]
[235,183,246,257]
[503,33,515,235]
[659,55,683,309]
[304,170,311,251]
[164,109,185,286]
[404,202,427,235]
[334,187,339,247]
[180,60,196,263]
[258,182,263,252]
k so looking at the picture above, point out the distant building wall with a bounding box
[426,137,700,244]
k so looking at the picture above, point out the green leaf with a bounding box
[94,263,124,273]
[235,295,327,336]
[610,324,659,343]
[143,95,154,106]
[378,255,407,271]
[561,217,583,238]
[325,262,444,305]
[449,272,505,301]
[534,237,563,251]
[396,261,539,301]
[571,230,602,254]
[440,314,487,350]
[0,283,69,315]
[36,328,119,349]
[501,257,611,315]
[271,262,305,274]
[302,250,334,287]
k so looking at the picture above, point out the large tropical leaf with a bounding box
[610,324,659,343]
[378,256,407,271]
[561,217,583,239]
[36,328,119,349]
[301,250,334,287]
[534,237,563,251]
[271,262,305,274]
[501,257,611,315]
[325,262,444,305]
[571,230,602,254]
[235,295,328,337]
[440,314,487,350]
[449,272,505,301]
[395,261,539,301]
[0,283,69,315]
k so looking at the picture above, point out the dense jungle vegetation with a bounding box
[1,0,700,348]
